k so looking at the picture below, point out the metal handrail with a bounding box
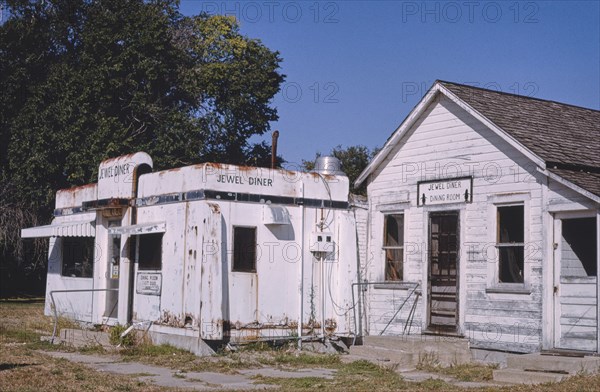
[49,288,118,343]
[351,281,421,343]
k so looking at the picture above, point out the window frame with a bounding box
[232,226,258,273]
[486,193,530,290]
[382,212,405,281]
[60,237,95,278]
[496,204,525,284]
[137,233,163,271]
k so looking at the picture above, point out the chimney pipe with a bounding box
[271,130,279,169]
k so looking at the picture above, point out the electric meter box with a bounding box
[309,232,335,253]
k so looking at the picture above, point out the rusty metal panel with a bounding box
[199,202,223,339]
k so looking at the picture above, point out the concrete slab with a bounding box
[506,352,600,375]
[239,367,336,379]
[493,368,566,385]
[40,351,274,390]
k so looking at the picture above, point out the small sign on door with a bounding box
[136,272,162,296]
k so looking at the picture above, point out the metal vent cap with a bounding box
[314,156,345,176]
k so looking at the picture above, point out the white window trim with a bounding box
[381,211,406,282]
[486,193,531,292]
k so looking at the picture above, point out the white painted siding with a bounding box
[365,95,546,352]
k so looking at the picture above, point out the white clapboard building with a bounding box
[354,81,600,353]
[22,153,359,354]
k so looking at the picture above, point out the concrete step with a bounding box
[349,335,471,368]
[60,329,112,348]
[506,353,600,375]
[493,368,566,384]
[349,345,416,368]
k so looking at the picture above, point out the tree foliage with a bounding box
[0,0,284,295]
[303,145,377,195]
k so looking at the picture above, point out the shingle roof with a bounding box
[439,81,600,197]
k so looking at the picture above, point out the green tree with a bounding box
[0,0,284,295]
[303,145,377,195]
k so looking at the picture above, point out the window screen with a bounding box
[233,227,257,272]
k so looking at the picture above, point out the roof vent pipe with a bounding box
[271,130,279,169]
[314,156,345,176]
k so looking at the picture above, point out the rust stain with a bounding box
[159,310,184,327]
[204,162,225,170]
[57,183,96,194]
[325,319,337,335]
[207,203,220,213]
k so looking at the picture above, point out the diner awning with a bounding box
[21,219,96,238]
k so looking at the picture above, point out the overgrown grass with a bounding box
[417,360,498,382]
[4,300,600,391]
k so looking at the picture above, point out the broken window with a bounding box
[561,218,597,277]
[383,214,404,281]
[61,237,95,278]
[138,233,162,270]
[233,227,257,272]
[497,205,525,283]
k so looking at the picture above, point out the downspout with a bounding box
[298,180,305,349]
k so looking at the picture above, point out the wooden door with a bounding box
[553,216,597,351]
[428,212,459,333]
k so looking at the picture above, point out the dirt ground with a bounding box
[2,299,600,391]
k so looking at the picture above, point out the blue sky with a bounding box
[182,1,600,168]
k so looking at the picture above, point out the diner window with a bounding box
[383,214,404,281]
[497,205,525,283]
[233,227,257,272]
[138,233,162,270]
[61,237,95,278]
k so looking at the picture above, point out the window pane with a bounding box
[498,205,524,243]
[139,233,162,270]
[499,246,524,283]
[233,227,257,272]
[62,237,95,278]
[561,218,597,277]
[384,214,404,246]
[385,248,403,281]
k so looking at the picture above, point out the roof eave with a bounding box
[538,168,600,204]
[355,81,548,188]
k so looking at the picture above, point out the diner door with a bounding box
[553,214,597,351]
[428,212,459,333]
[105,221,120,319]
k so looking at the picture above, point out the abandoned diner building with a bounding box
[22,81,600,357]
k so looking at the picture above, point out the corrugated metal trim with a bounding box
[53,188,350,217]
[21,220,96,238]
[108,222,166,236]
[135,189,349,209]
[53,206,85,216]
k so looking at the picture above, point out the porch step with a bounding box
[506,353,600,375]
[348,335,471,369]
[59,328,112,349]
[492,368,567,385]
[492,353,600,384]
